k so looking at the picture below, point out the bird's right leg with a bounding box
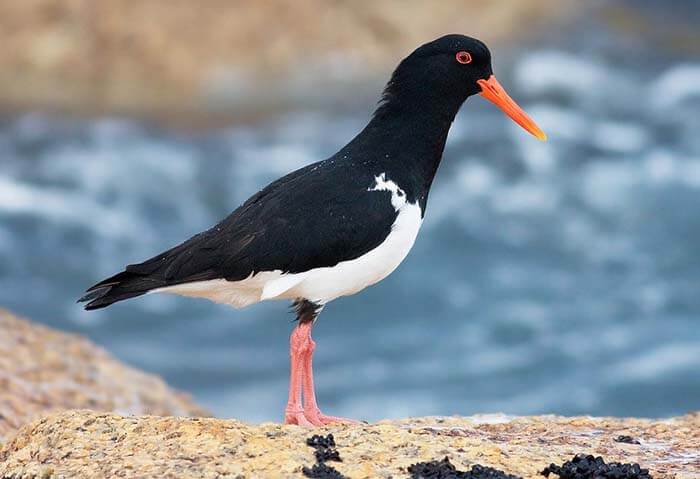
[284,300,323,426]
[284,300,356,427]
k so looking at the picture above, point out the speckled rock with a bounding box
[1,411,698,478]
[0,309,208,443]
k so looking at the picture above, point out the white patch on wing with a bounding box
[368,172,406,210]
[157,173,423,308]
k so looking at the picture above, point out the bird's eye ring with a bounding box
[455,51,472,64]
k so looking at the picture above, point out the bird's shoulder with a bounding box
[239,156,380,212]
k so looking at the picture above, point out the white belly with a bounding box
[156,172,423,307]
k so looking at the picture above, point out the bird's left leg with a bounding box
[294,300,357,426]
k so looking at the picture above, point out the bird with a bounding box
[79,34,546,427]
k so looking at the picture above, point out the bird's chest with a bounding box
[286,171,422,301]
[291,200,423,302]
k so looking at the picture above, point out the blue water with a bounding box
[1,8,699,421]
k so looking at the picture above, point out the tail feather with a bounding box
[79,235,217,311]
[78,270,166,310]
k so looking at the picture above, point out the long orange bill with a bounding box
[477,75,547,141]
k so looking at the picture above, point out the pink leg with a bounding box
[284,322,314,426]
[301,332,357,425]
[283,321,356,427]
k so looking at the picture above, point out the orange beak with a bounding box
[477,75,547,141]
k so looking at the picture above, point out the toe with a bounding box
[305,408,358,425]
[285,411,317,427]
[319,415,358,425]
[302,411,326,427]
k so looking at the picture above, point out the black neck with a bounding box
[340,89,465,210]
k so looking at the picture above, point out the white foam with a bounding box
[607,343,700,381]
[456,163,496,194]
[514,51,609,97]
[592,121,649,153]
[492,181,559,214]
[520,104,588,141]
[651,64,700,108]
[0,175,146,239]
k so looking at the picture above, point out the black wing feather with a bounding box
[79,158,398,310]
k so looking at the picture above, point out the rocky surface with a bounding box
[1,411,697,478]
[0,308,208,443]
[0,0,579,117]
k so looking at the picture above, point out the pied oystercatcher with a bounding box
[80,34,546,426]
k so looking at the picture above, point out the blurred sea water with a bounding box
[1,4,699,421]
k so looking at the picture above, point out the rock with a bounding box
[0,308,208,443]
[1,411,698,478]
[0,0,580,118]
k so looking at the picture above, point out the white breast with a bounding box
[157,173,423,307]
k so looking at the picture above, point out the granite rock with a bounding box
[0,308,208,443]
[1,411,697,478]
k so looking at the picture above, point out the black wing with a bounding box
[79,158,398,309]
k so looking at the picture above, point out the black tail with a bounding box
[78,270,166,310]
[79,233,221,310]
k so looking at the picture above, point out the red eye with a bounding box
[455,51,472,64]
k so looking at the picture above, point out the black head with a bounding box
[378,34,546,140]
[406,34,493,98]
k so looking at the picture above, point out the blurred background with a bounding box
[1,0,699,422]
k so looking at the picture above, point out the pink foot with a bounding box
[284,406,316,427]
[303,408,359,426]
[284,317,360,428]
